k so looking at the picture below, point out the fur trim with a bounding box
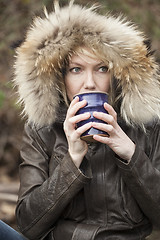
[14,2,160,127]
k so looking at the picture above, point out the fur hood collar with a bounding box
[14,1,160,128]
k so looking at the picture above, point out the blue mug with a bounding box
[74,92,109,142]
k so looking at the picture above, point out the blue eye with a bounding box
[70,67,81,73]
[99,66,109,73]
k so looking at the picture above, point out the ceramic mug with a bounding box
[74,91,109,142]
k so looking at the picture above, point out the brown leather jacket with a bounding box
[16,117,160,240]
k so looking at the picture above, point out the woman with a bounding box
[14,1,160,240]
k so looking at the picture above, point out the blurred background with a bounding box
[0,0,160,238]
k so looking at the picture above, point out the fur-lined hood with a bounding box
[14,1,160,128]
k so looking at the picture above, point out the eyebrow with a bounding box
[69,61,83,66]
[69,61,105,66]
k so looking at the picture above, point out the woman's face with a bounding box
[65,50,111,101]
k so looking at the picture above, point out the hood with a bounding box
[14,1,160,128]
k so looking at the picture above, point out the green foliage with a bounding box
[0,90,5,109]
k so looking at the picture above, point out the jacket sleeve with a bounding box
[16,124,92,240]
[116,121,160,228]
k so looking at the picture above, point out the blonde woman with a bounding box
[14,1,160,239]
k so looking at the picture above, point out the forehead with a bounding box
[69,52,103,65]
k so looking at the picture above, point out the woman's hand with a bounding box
[92,103,135,162]
[64,97,92,168]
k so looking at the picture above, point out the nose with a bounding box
[84,71,96,90]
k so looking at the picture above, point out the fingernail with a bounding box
[93,111,98,115]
